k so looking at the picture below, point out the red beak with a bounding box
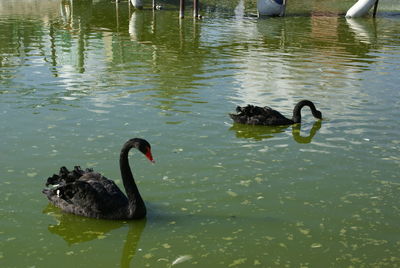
[145,148,155,163]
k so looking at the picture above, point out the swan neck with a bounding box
[120,145,145,218]
[292,100,317,123]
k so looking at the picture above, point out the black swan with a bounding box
[229,100,322,126]
[42,138,154,220]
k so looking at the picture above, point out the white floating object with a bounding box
[346,0,377,18]
[257,0,284,17]
[172,255,192,266]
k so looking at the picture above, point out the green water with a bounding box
[1,0,400,267]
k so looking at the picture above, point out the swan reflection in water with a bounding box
[230,121,322,143]
[43,205,146,267]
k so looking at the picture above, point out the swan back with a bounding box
[230,105,293,125]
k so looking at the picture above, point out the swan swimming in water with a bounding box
[42,138,154,220]
[229,100,322,126]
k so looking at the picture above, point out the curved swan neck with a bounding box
[120,143,146,219]
[292,100,318,123]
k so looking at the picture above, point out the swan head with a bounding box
[127,138,155,163]
[314,110,322,120]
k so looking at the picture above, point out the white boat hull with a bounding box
[346,0,377,18]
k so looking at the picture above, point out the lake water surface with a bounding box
[1,0,400,267]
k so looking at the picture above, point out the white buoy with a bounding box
[346,0,377,18]
[257,0,285,17]
[130,0,143,9]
